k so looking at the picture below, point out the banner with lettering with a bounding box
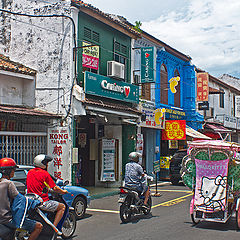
[162,120,186,140]
[197,72,209,102]
[82,41,99,70]
[48,127,71,182]
[194,159,229,212]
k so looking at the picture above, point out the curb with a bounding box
[90,190,119,200]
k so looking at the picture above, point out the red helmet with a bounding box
[0,158,18,170]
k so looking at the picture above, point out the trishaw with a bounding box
[181,140,240,228]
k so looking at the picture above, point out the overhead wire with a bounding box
[0,6,195,104]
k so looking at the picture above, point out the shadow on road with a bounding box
[120,213,159,225]
[185,218,238,231]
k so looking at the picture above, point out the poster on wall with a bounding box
[48,127,71,182]
[101,139,116,182]
[82,41,99,70]
[169,140,178,149]
[162,120,186,140]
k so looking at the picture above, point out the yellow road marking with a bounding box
[152,193,193,208]
[87,208,119,214]
[87,192,193,213]
[151,189,192,193]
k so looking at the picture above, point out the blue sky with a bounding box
[83,0,240,79]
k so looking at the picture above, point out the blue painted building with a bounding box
[155,49,204,173]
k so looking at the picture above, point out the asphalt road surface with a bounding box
[71,182,240,240]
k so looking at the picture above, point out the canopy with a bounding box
[186,126,211,140]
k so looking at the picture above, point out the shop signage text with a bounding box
[48,127,70,182]
[85,71,139,103]
[82,41,99,70]
[162,120,186,140]
[197,72,209,102]
[141,47,156,83]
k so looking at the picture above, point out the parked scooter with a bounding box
[16,180,76,240]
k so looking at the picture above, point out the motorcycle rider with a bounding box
[124,152,150,208]
[26,154,68,235]
[0,157,43,240]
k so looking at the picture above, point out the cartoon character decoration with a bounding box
[199,175,227,211]
[181,141,240,212]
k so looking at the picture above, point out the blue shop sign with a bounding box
[164,107,185,120]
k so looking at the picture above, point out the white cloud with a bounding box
[142,0,240,78]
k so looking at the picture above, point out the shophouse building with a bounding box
[196,70,240,142]
[0,54,59,165]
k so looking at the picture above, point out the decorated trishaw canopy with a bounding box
[188,140,240,150]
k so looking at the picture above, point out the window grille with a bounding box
[0,134,47,166]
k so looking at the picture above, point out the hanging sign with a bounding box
[235,96,240,118]
[139,108,165,129]
[101,139,116,181]
[82,41,99,70]
[197,72,209,102]
[162,120,186,140]
[48,127,71,182]
[141,47,156,83]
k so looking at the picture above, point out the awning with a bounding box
[186,126,211,140]
[205,123,231,133]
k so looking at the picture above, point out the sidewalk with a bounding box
[84,181,170,200]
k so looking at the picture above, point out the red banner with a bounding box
[197,72,209,102]
[162,120,186,140]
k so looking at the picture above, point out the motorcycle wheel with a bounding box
[120,203,131,223]
[143,196,152,215]
[62,211,76,239]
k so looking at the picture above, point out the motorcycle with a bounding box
[119,176,152,223]
[16,180,76,240]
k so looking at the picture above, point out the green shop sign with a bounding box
[84,71,139,104]
[141,47,156,83]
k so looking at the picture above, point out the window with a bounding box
[83,27,100,43]
[160,64,168,105]
[174,69,180,108]
[219,88,225,108]
[114,41,128,81]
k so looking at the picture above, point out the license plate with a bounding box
[118,196,126,203]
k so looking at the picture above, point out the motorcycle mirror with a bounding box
[63,180,69,186]
[42,187,48,194]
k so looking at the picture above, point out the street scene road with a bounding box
[74,183,240,240]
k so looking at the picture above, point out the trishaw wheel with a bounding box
[236,208,240,230]
[191,213,200,225]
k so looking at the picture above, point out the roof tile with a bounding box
[0,54,37,76]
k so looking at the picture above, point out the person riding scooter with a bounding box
[26,154,68,236]
[0,157,43,240]
[124,152,150,209]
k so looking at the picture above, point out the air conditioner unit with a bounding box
[107,61,125,79]
[134,74,141,85]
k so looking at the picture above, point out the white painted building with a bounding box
[0,0,78,182]
[196,72,240,142]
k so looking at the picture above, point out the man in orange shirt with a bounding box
[26,155,68,235]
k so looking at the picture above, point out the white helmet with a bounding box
[34,154,53,169]
[128,152,142,163]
